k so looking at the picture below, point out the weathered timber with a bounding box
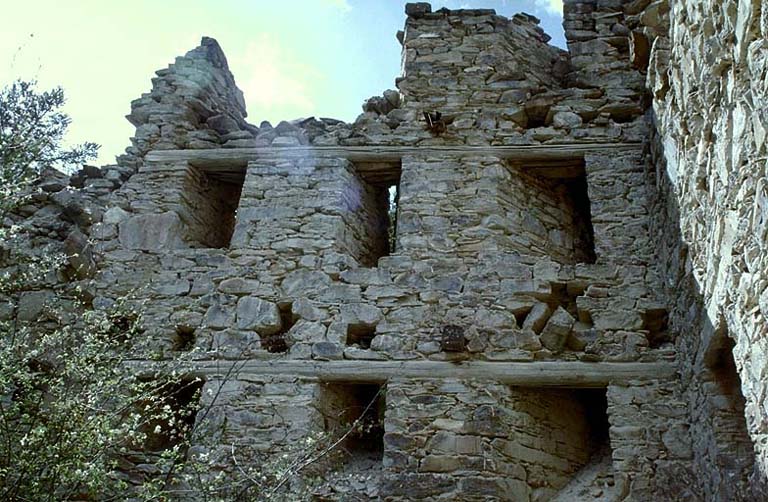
[145,143,642,167]
[131,360,677,387]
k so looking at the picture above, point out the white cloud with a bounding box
[319,0,351,11]
[534,0,563,15]
[232,35,320,121]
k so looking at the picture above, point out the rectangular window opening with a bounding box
[517,161,596,264]
[139,377,204,453]
[183,166,245,249]
[346,323,377,349]
[507,387,613,496]
[172,324,196,352]
[317,382,385,461]
[356,163,401,267]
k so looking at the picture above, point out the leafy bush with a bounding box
[0,80,359,501]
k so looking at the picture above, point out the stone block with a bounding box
[286,321,327,344]
[552,110,583,129]
[17,291,54,322]
[311,342,344,360]
[292,297,327,321]
[539,307,575,352]
[428,432,483,455]
[459,477,529,499]
[118,212,186,251]
[218,277,260,295]
[343,347,388,360]
[236,297,281,333]
[103,206,130,225]
[405,2,431,17]
[281,269,332,297]
[370,334,402,352]
[420,455,460,473]
[63,229,96,279]
[340,303,383,326]
[522,302,552,334]
[203,304,234,329]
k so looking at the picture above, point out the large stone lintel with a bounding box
[134,360,677,387]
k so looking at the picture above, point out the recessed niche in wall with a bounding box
[140,377,204,452]
[513,159,596,264]
[317,383,385,461]
[704,328,756,476]
[352,162,401,266]
[260,303,295,353]
[505,387,613,497]
[641,307,670,348]
[182,164,245,249]
[346,323,377,349]
[575,388,611,456]
[172,324,196,351]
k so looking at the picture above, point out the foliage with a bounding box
[0,290,162,500]
[0,79,156,500]
[0,79,363,501]
[0,80,98,181]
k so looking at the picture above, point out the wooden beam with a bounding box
[144,143,642,168]
[131,360,677,387]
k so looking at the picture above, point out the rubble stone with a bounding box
[7,1,767,499]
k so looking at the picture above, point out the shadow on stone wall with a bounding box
[647,133,766,500]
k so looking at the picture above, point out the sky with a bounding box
[1,0,564,165]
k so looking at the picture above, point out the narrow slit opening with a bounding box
[354,162,401,266]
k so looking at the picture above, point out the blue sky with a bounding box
[1,1,564,165]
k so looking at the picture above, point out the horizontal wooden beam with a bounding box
[144,143,642,168]
[131,360,677,387]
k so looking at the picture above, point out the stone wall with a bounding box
[119,37,256,171]
[8,1,768,499]
[383,379,600,501]
[71,7,689,498]
[644,0,768,497]
[232,156,388,267]
[398,155,595,263]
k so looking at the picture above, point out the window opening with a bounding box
[347,324,377,349]
[354,162,401,266]
[172,325,196,351]
[140,377,204,452]
[515,162,596,264]
[184,166,244,249]
[318,383,385,460]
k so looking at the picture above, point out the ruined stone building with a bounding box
[9,0,768,499]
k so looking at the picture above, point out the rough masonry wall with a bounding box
[12,1,766,498]
[120,37,255,171]
[383,379,594,501]
[82,6,694,498]
[231,156,387,267]
[397,155,592,263]
[645,0,768,497]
